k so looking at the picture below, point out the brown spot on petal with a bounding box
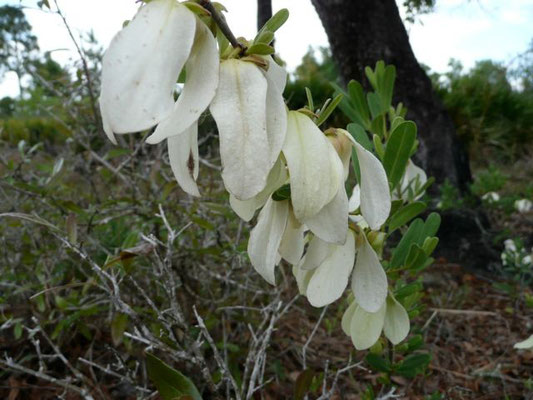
[187,151,195,179]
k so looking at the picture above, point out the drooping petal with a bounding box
[279,209,306,264]
[264,56,287,93]
[350,303,386,350]
[100,0,196,137]
[210,60,271,200]
[303,179,348,245]
[341,300,358,336]
[300,235,332,271]
[292,264,314,295]
[265,76,287,167]
[282,111,343,221]
[348,185,361,213]
[229,157,288,221]
[514,335,533,350]
[147,16,219,144]
[383,295,410,345]
[395,159,427,201]
[352,141,391,230]
[352,233,388,313]
[306,230,356,308]
[167,121,199,196]
[247,198,289,285]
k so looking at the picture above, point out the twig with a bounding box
[302,305,328,370]
[199,0,246,53]
[429,308,498,316]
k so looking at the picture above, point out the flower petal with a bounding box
[306,230,356,307]
[353,141,391,230]
[299,235,332,271]
[265,75,287,167]
[229,157,288,221]
[167,121,199,196]
[100,0,195,137]
[303,180,348,245]
[210,60,271,200]
[350,303,386,350]
[383,295,410,345]
[292,264,314,295]
[341,300,358,336]
[247,198,289,285]
[348,185,361,213]
[514,335,533,350]
[279,209,306,265]
[264,56,287,93]
[282,111,343,220]
[352,233,388,313]
[147,16,219,144]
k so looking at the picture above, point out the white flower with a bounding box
[99,0,219,196]
[504,239,517,252]
[247,198,305,285]
[210,57,287,201]
[342,294,410,350]
[393,159,427,202]
[100,0,218,142]
[514,334,533,350]
[482,191,500,203]
[336,129,391,230]
[295,231,388,311]
[514,198,532,213]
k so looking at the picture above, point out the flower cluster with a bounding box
[99,0,421,351]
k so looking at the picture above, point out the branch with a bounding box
[199,0,246,53]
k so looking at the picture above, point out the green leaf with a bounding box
[111,313,129,346]
[383,121,417,190]
[367,92,384,119]
[390,218,424,268]
[365,353,391,373]
[246,43,275,56]
[422,212,441,238]
[372,134,385,160]
[377,64,396,110]
[255,8,289,40]
[254,30,274,45]
[404,244,428,270]
[316,93,343,126]
[294,369,315,400]
[272,184,291,201]
[146,352,202,400]
[395,353,431,378]
[305,87,314,111]
[394,281,423,300]
[388,202,427,233]
[0,212,60,231]
[422,237,439,255]
[347,123,372,151]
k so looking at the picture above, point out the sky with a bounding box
[0,0,532,97]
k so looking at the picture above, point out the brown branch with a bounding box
[199,0,246,54]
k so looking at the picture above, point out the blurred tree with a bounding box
[311,0,472,192]
[0,5,39,98]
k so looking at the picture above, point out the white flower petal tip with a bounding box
[229,158,288,221]
[482,191,500,203]
[394,159,428,201]
[100,0,196,137]
[303,180,349,245]
[306,231,356,308]
[341,300,358,336]
[383,295,410,345]
[352,234,388,313]
[348,185,361,213]
[147,16,219,144]
[210,59,272,200]
[353,141,391,230]
[279,210,306,265]
[350,303,386,350]
[264,56,287,93]
[514,335,533,350]
[282,111,343,221]
[247,198,289,285]
[167,122,200,197]
[292,264,315,295]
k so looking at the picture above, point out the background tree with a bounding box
[0,5,39,98]
[311,0,472,192]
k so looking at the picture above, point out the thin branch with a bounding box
[199,0,246,53]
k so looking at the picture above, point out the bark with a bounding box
[311,0,472,192]
[257,0,273,31]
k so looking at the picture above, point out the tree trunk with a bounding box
[257,0,273,31]
[311,0,472,192]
